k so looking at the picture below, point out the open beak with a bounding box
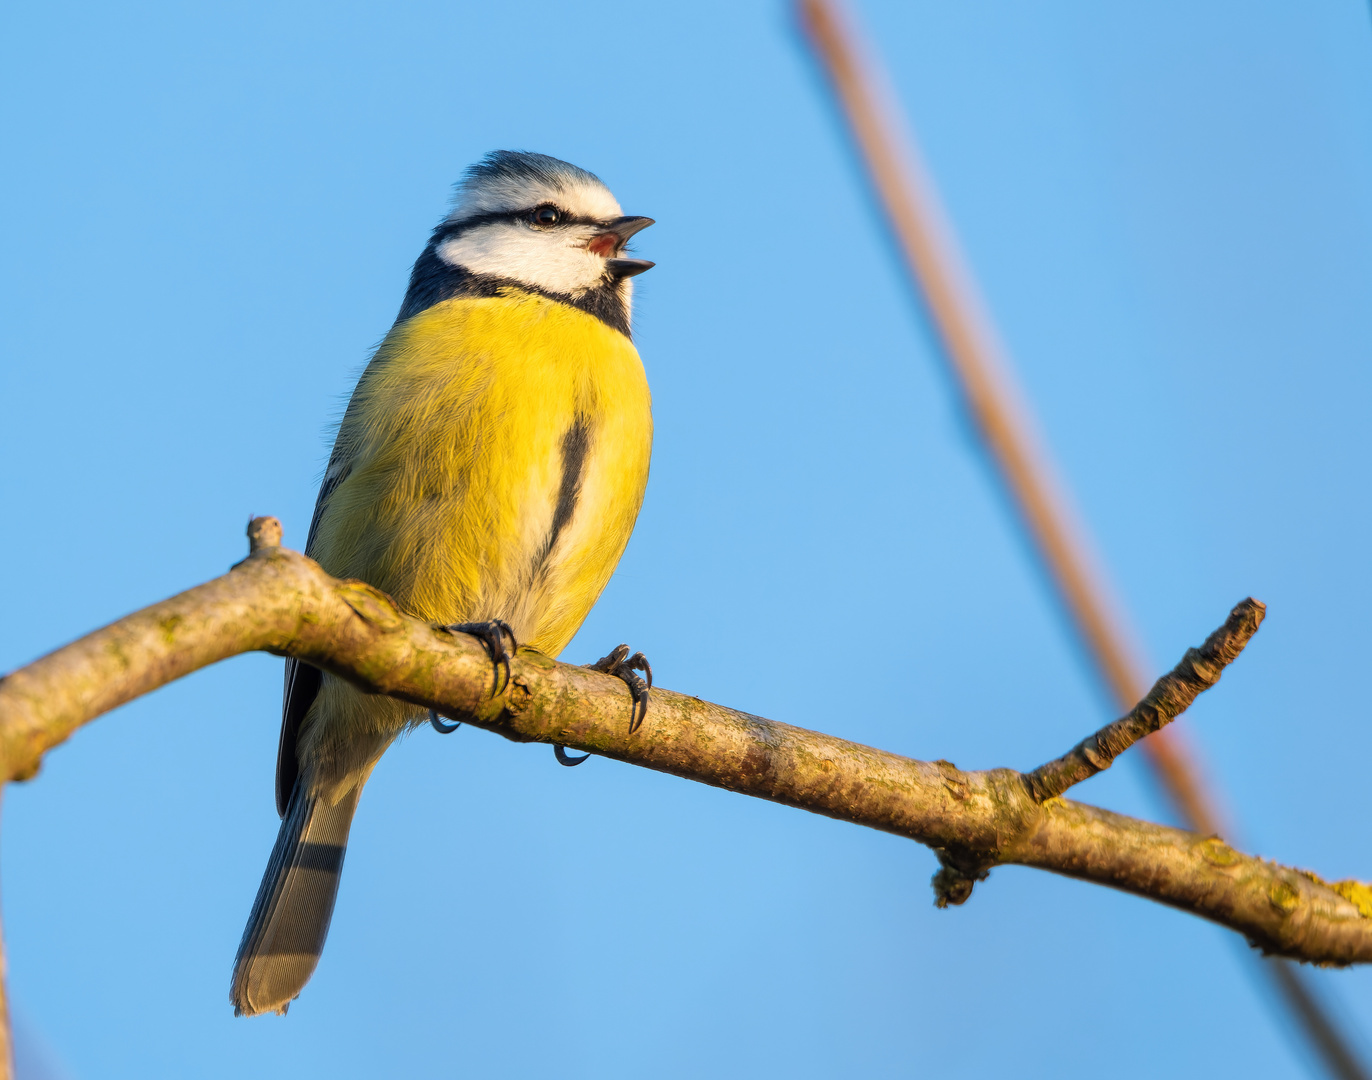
[595,216,655,278]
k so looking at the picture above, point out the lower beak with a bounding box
[595,216,656,278]
[606,258,655,278]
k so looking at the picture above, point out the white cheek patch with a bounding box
[438,222,609,297]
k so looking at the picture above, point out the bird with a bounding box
[231,151,656,1017]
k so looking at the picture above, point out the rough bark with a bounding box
[2,518,1370,974]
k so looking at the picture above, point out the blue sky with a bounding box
[3,2,1372,1077]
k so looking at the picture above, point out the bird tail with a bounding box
[231,781,361,1017]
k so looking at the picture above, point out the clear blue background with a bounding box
[3,2,1371,1077]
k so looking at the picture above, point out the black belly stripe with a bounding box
[534,418,591,575]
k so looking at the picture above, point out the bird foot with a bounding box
[587,643,653,733]
[441,619,517,697]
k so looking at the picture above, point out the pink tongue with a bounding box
[587,233,618,257]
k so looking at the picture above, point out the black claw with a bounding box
[630,686,650,734]
[588,643,653,733]
[429,709,461,734]
[553,744,591,766]
[624,651,652,734]
[443,619,517,696]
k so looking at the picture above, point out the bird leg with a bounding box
[440,620,517,697]
[586,643,653,733]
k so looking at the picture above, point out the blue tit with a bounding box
[232,151,655,1017]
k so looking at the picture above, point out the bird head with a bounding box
[434,151,654,302]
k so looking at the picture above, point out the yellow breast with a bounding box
[310,288,653,656]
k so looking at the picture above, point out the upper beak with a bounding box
[604,215,655,243]
[597,216,655,278]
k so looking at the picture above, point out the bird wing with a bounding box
[275,443,352,817]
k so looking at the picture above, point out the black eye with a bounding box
[532,205,561,226]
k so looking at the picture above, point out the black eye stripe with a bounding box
[433,208,600,242]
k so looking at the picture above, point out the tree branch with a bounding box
[2,519,1370,968]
